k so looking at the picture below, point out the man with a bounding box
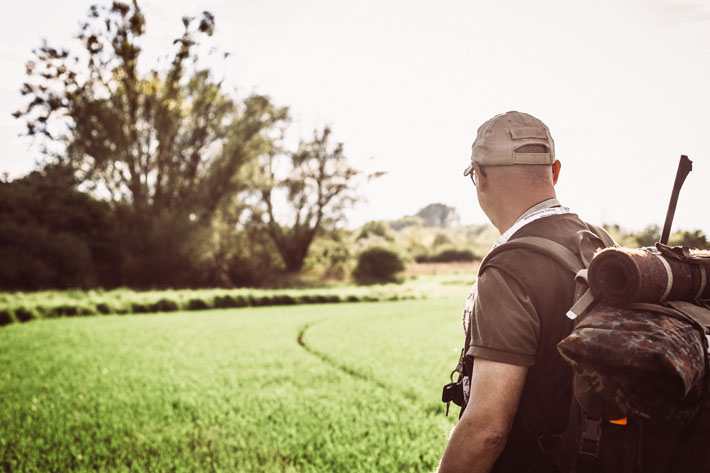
[438,111,608,473]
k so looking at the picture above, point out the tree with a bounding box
[0,164,121,290]
[259,127,361,272]
[632,224,661,247]
[415,203,460,227]
[356,221,394,242]
[669,230,708,249]
[389,215,425,231]
[15,1,288,286]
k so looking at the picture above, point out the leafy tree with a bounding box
[15,1,288,286]
[197,205,284,287]
[432,232,452,247]
[258,127,361,272]
[356,221,394,242]
[389,215,424,231]
[0,165,121,290]
[304,230,353,280]
[415,203,460,228]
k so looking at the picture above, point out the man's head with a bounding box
[464,111,561,232]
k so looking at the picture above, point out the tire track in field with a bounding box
[297,319,421,404]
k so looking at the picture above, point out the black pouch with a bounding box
[442,348,470,417]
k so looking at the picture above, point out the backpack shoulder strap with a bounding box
[479,235,602,320]
[479,236,585,277]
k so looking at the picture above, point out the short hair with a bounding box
[487,163,554,186]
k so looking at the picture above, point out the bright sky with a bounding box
[2,0,710,234]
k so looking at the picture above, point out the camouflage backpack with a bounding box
[444,228,710,473]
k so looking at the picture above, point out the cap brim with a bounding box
[463,163,473,176]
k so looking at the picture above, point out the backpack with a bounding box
[442,227,710,472]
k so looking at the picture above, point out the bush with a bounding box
[211,294,248,308]
[150,298,179,313]
[251,295,274,306]
[352,247,404,283]
[0,309,13,326]
[232,295,248,308]
[303,234,352,280]
[298,295,317,304]
[130,302,151,314]
[54,304,80,317]
[14,307,35,322]
[432,233,452,247]
[95,303,112,314]
[213,295,237,308]
[272,294,297,306]
[415,249,477,263]
[187,298,209,311]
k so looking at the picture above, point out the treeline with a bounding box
[0,184,478,290]
[605,224,709,249]
[0,165,282,290]
[2,163,708,291]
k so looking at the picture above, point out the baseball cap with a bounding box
[463,111,555,177]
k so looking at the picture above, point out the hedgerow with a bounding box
[0,286,422,326]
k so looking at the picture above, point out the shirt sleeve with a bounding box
[467,266,540,366]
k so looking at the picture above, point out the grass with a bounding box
[0,298,467,472]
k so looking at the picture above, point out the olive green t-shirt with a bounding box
[469,266,540,366]
[465,212,606,473]
[467,213,595,371]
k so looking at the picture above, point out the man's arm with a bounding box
[437,358,528,473]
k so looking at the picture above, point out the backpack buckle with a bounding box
[579,415,602,458]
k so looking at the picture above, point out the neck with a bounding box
[491,191,556,234]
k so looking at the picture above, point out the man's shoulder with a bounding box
[514,212,591,240]
[483,214,594,277]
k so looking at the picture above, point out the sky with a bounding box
[2,0,710,234]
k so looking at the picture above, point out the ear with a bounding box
[551,160,561,185]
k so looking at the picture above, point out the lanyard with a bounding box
[493,206,573,249]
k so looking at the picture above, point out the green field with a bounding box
[0,298,466,472]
